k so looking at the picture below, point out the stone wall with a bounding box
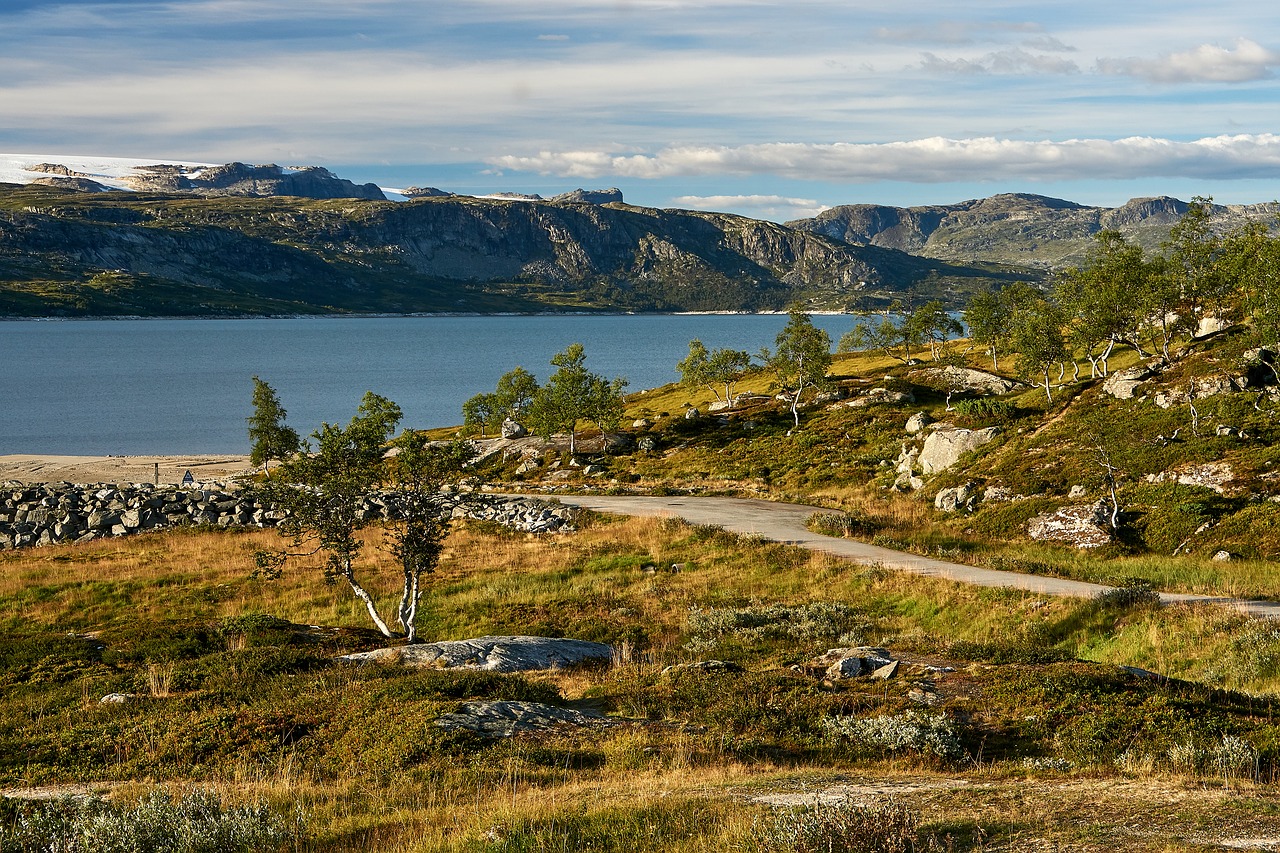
[0,482,576,550]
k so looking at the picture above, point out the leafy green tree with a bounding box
[763,308,832,428]
[963,282,1038,370]
[1011,297,1068,402]
[246,376,301,474]
[382,432,476,642]
[493,366,540,419]
[527,343,627,456]
[1163,196,1230,323]
[251,391,471,641]
[905,300,963,362]
[677,339,752,406]
[461,392,498,437]
[1055,232,1149,376]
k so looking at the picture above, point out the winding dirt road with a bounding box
[548,494,1280,618]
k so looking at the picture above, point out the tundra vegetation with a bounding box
[9,201,1280,851]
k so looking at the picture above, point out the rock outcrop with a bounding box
[907,365,1025,395]
[1026,501,1114,549]
[434,701,616,738]
[918,427,1001,474]
[337,636,613,672]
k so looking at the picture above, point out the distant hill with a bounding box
[789,193,1280,269]
[0,184,1029,317]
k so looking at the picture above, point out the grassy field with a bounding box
[6,513,1280,851]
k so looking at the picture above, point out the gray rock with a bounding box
[1212,550,1233,562]
[808,647,893,679]
[684,407,701,420]
[661,660,743,675]
[337,635,614,672]
[905,411,930,434]
[919,427,1001,475]
[1026,501,1114,549]
[500,418,527,439]
[908,365,1025,395]
[434,701,615,738]
[1145,461,1235,494]
[636,434,659,452]
[1102,363,1157,400]
[871,660,900,680]
[632,418,653,429]
[934,482,979,513]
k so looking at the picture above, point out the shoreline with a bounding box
[0,454,254,485]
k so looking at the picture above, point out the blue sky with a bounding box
[2,0,1279,220]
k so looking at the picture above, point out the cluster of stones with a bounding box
[0,481,576,550]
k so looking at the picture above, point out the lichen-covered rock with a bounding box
[1146,461,1235,494]
[934,482,979,513]
[1026,501,1114,549]
[905,411,930,434]
[1102,363,1158,400]
[908,365,1025,395]
[434,701,616,738]
[337,635,613,672]
[919,427,1001,474]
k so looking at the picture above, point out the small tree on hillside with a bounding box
[250,391,471,642]
[1056,232,1149,376]
[247,376,301,475]
[1011,298,1069,402]
[493,366,540,420]
[905,300,963,361]
[677,339,752,407]
[461,392,498,437]
[527,343,627,456]
[963,282,1038,371]
[763,308,832,429]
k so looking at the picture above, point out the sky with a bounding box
[2,0,1279,221]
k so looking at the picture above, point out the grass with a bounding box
[8,515,1280,849]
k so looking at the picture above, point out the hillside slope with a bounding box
[790,193,1280,269]
[0,184,1031,317]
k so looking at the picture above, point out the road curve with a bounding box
[545,494,1280,619]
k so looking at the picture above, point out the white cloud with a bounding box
[671,194,829,219]
[491,135,1280,184]
[1098,38,1280,83]
[920,48,1080,75]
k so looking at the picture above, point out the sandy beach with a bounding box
[0,454,255,485]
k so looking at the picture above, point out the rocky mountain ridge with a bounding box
[0,183,1026,317]
[789,193,1280,268]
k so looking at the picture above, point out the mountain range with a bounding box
[1,156,1276,317]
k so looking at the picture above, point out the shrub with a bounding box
[806,512,878,538]
[951,397,1017,424]
[824,710,965,761]
[1093,577,1161,610]
[0,788,301,853]
[750,799,939,853]
[685,602,869,653]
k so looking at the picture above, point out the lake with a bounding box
[0,314,858,455]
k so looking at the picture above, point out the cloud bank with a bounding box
[491,135,1280,184]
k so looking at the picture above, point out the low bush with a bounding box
[750,798,941,853]
[824,710,966,761]
[0,788,301,853]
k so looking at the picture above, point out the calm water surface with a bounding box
[0,315,856,454]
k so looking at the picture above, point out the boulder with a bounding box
[1026,501,1114,549]
[934,482,979,513]
[1146,461,1235,494]
[337,635,613,672]
[434,701,615,738]
[684,407,701,420]
[805,647,894,680]
[636,434,659,452]
[908,365,1025,395]
[919,427,1001,475]
[1102,364,1157,400]
[841,387,916,408]
[500,418,527,439]
[905,411,930,434]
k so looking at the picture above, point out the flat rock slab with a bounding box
[435,701,615,738]
[338,635,614,672]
